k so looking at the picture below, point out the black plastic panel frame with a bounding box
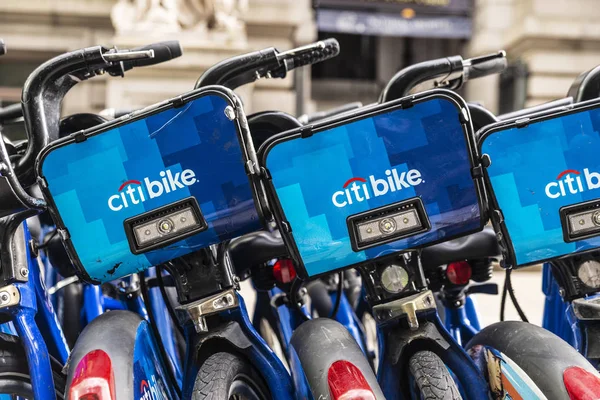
[477,97,600,269]
[35,86,261,284]
[258,88,487,280]
[347,197,430,252]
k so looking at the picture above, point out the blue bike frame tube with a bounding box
[29,255,69,364]
[83,284,104,325]
[6,223,58,399]
[464,296,481,331]
[102,295,126,311]
[434,314,489,398]
[228,294,296,399]
[146,268,182,387]
[269,287,312,399]
[542,263,575,345]
[15,310,56,400]
[444,304,479,347]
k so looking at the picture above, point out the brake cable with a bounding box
[329,272,343,319]
[500,268,529,322]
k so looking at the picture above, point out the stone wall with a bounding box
[467,0,600,113]
[0,0,316,116]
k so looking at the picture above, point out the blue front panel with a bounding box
[266,97,480,276]
[41,94,261,282]
[482,107,600,265]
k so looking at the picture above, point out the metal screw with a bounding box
[224,105,236,121]
[20,268,28,278]
[0,293,8,302]
[593,211,600,226]
[559,288,566,298]
[28,239,38,258]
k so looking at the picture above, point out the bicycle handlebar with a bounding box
[16,41,181,187]
[464,51,507,81]
[380,51,506,103]
[195,38,340,90]
[568,65,600,102]
[0,104,23,124]
[380,55,463,102]
[121,41,182,71]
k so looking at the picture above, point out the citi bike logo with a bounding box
[545,168,600,199]
[107,168,198,211]
[139,375,167,400]
[331,167,423,208]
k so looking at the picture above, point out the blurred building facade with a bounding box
[0,0,316,121]
[2,0,600,124]
[468,0,600,114]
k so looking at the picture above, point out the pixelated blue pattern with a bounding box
[133,323,172,399]
[482,107,600,265]
[266,98,481,276]
[42,94,261,282]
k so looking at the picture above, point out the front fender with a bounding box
[66,310,178,399]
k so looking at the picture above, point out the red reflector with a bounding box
[69,349,116,400]
[273,259,296,284]
[446,261,472,285]
[328,360,376,400]
[564,366,600,400]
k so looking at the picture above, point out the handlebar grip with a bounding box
[465,53,507,81]
[122,41,182,70]
[0,104,23,124]
[290,38,340,70]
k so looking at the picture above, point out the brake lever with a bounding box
[276,41,325,61]
[102,49,155,62]
[465,282,499,296]
[464,50,506,68]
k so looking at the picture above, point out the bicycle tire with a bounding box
[192,352,270,400]
[466,321,597,399]
[408,350,462,400]
[0,332,65,398]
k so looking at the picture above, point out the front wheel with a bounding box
[408,351,462,400]
[193,352,270,400]
[466,321,599,399]
[0,333,65,398]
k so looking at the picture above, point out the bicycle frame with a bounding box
[443,296,482,347]
[75,269,184,387]
[542,263,575,344]
[179,291,296,399]
[0,217,69,400]
[251,283,369,397]
[371,292,490,399]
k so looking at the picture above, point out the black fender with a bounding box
[290,318,385,399]
[181,319,264,397]
[466,321,599,400]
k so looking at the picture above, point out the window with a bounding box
[312,32,377,81]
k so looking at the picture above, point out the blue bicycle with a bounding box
[0,39,182,399]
